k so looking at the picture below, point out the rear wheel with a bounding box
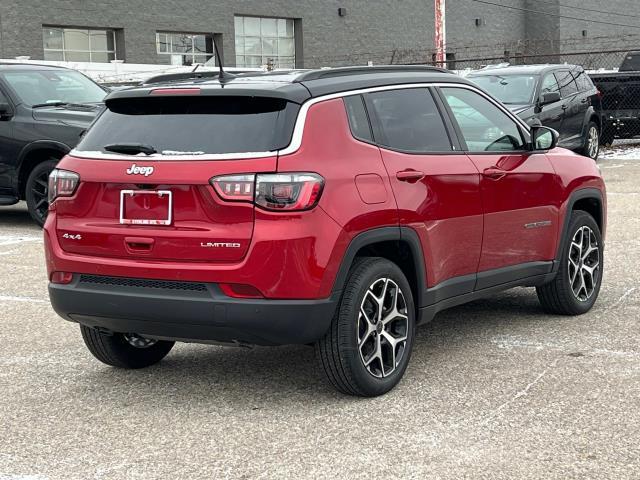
[25,159,57,227]
[315,257,416,397]
[537,211,603,315]
[80,325,174,369]
[580,122,600,160]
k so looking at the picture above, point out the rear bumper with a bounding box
[49,275,338,346]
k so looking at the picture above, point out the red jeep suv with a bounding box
[44,67,606,396]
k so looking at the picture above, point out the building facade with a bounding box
[0,1,638,69]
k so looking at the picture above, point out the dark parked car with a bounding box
[468,64,602,159]
[590,51,640,145]
[0,63,106,225]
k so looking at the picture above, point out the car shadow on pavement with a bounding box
[0,202,40,231]
[75,288,550,404]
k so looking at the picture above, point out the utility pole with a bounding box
[434,0,446,67]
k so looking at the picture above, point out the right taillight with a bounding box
[48,169,80,204]
[210,173,324,212]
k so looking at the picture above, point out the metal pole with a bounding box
[434,0,446,67]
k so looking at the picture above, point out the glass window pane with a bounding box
[245,56,263,67]
[43,28,64,50]
[262,37,276,56]
[171,34,190,53]
[261,18,277,37]
[555,71,578,97]
[344,95,373,142]
[44,50,64,61]
[277,56,295,69]
[234,17,244,36]
[193,35,207,53]
[157,33,168,53]
[90,51,109,63]
[278,38,295,57]
[89,30,108,51]
[277,19,288,36]
[369,88,452,152]
[64,29,90,51]
[442,87,524,152]
[244,17,261,36]
[235,37,244,55]
[285,19,295,37]
[244,37,261,55]
[193,55,208,64]
[65,51,91,62]
[236,55,245,67]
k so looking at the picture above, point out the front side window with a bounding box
[1,70,106,106]
[442,87,525,152]
[156,32,213,66]
[43,27,116,63]
[367,88,452,152]
[555,71,579,97]
[541,74,560,95]
[235,16,295,69]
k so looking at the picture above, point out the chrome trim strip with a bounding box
[72,81,530,161]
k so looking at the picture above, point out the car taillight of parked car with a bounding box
[48,169,80,204]
[210,173,324,211]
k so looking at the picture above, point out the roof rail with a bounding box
[293,65,452,82]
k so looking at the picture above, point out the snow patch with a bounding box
[600,142,640,161]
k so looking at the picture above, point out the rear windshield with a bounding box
[77,96,300,156]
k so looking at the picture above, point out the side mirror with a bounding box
[539,91,561,107]
[531,126,559,151]
[0,102,12,119]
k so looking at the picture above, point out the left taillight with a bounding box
[48,169,80,204]
[210,173,324,212]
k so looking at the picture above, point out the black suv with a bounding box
[0,64,106,225]
[468,64,601,160]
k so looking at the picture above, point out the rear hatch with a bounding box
[54,91,301,263]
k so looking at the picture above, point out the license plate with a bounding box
[119,190,172,226]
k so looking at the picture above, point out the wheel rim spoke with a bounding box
[358,277,409,378]
[567,225,600,302]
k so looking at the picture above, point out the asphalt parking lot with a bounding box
[1,154,639,479]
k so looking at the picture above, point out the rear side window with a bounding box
[77,96,300,156]
[574,71,594,92]
[367,88,452,152]
[555,71,579,97]
[344,95,373,143]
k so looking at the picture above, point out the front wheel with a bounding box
[80,325,174,369]
[315,257,416,397]
[537,211,603,315]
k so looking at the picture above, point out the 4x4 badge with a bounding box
[126,164,154,176]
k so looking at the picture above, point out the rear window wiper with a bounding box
[31,101,70,108]
[104,143,158,155]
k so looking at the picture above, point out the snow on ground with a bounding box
[600,140,640,161]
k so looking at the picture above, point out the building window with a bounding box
[156,32,214,66]
[43,27,117,63]
[234,16,295,69]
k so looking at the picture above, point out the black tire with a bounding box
[579,121,600,160]
[537,211,603,315]
[315,257,416,397]
[25,159,58,227]
[80,325,174,369]
[600,128,615,147]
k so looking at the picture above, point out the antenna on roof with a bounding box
[212,35,236,84]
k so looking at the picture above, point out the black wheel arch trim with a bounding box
[16,141,70,195]
[331,226,429,308]
[556,187,604,261]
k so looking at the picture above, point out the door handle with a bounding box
[396,169,425,183]
[580,98,588,104]
[125,236,154,253]
[561,104,568,110]
[482,167,507,180]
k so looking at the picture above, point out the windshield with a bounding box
[469,74,539,105]
[77,96,300,156]
[1,70,106,106]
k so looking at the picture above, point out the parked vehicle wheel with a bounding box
[600,128,615,147]
[537,211,603,315]
[580,122,600,160]
[315,257,415,397]
[25,159,58,227]
[80,325,174,369]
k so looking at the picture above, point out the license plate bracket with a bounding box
[119,190,172,226]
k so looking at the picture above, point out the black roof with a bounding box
[107,66,470,105]
[468,64,583,76]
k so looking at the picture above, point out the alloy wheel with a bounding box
[30,170,50,223]
[568,225,600,301]
[357,278,409,378]
[587,126,599,159]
